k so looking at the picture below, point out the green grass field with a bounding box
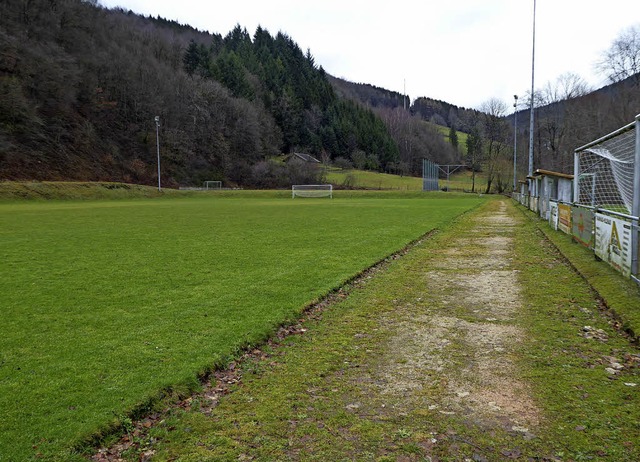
[0,181,190,201]
[0,189,484,460]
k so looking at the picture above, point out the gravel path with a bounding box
[367,198,541,437]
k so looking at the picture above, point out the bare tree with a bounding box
[540,72,591,102]
[479,98,510,194]
[536,73,591,172]
[377,107,458,175]
[596,24,640,86]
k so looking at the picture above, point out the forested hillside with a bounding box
[509,74,640,174]
[329,77,408,110]
[3,0,635,189]
[331,30,640,192]
[328,77,465,176]
[0,0,398,187]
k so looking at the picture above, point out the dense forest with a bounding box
[0,0,401,187]
[328,78,464,176]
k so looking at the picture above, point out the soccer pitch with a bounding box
[0,191,483,460]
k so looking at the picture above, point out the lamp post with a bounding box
[513,95,518,192]
[528,0,536,180]
[155,115,161,192]
[403,78,407,110]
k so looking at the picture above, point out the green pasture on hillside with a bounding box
[326,168,487,193]
[0,190,484,460]
[436,124,468,155]
[325,169,423,190]
[441,169,488,193]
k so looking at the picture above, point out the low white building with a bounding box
[530,169,574,219]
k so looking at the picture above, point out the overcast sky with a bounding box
[99,0,638,110]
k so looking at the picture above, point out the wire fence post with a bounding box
[632,115,640,279]
[155,116,161,192]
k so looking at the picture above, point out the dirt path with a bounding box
[370,199,540,436]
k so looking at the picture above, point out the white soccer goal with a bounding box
[574,117,639,214]
[203,181,222,190]
[292,184,333,198]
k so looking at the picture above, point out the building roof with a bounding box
[288,152,321,163]
[531,168,574,180]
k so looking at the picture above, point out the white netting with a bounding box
[576,125,636,214]
[292,184,333,198]
[422,159,439,191]
[203,181,222,190]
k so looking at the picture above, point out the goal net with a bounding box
[292,184,333,198]
[422,159,439,191]
[203,181,222,190]
[575,119,638,214]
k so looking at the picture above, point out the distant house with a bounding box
[285,152,321,164]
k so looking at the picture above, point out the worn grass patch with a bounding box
[136,198,640,461]
[512,206,640,461]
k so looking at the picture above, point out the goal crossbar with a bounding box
[292,184,333,198]
[203,181,222,190]
[574,118,638,214]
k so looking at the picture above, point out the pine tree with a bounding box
[183,40,200,76]
[448,125,458,150]
[182,40,211,78]
[211,51,254,100]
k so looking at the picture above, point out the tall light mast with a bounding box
[528,0,537,179]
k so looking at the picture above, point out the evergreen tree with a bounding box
[0,1,399,186]
[182,40,211,78]
[211,51,254,100]
[448,125,458,150]
[183,40,200,76]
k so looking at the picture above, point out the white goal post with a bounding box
[574,116,639,214]
[292,184,333,198]
[203,181,222,190]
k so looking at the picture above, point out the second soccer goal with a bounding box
[203,181,222,190]
[291,184,333,198]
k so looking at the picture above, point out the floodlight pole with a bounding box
[403,78,406,110]
[155,116,161,192]
[528,0,536,180]
[513,95,518,192]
